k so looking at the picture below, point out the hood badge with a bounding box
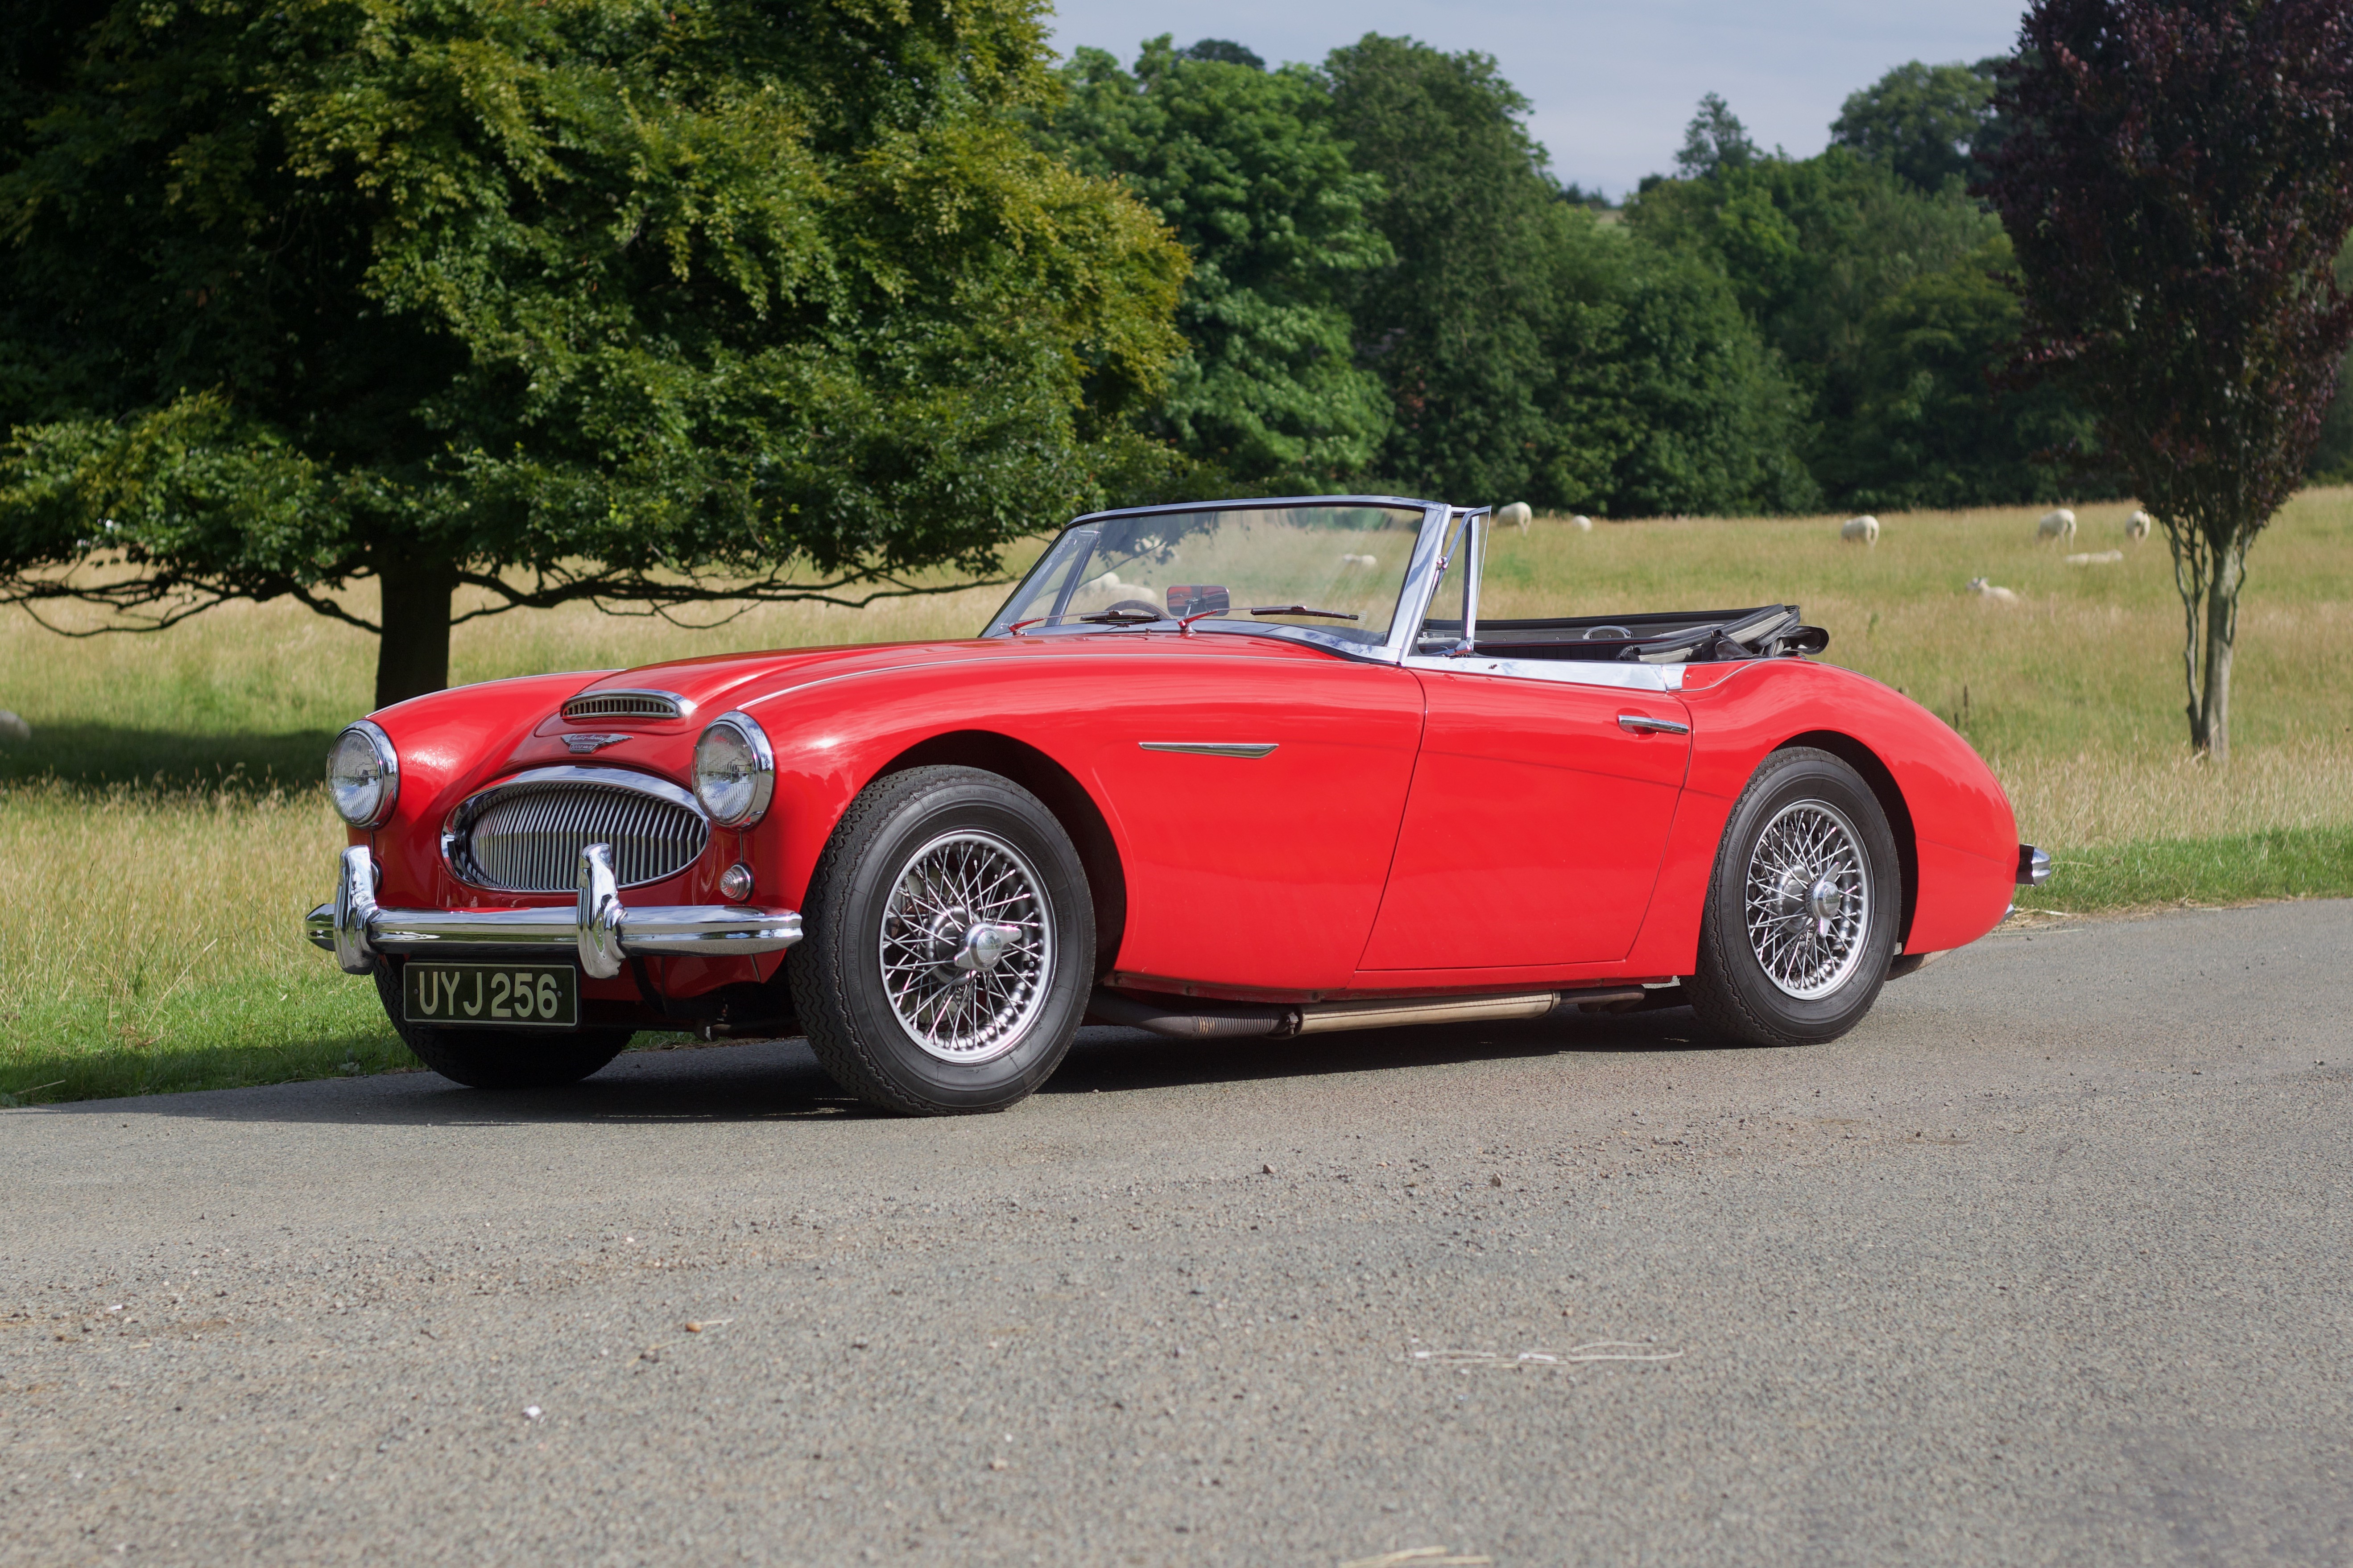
[563,733,631,755]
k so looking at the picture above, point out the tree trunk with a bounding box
[373,553,459,711]
[2186,544,2242,760]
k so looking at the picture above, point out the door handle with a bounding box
[1617,713,1690,736]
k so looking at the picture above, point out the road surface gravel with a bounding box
[4,901,2349,1567]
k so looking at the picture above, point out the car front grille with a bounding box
[448,776,709,892]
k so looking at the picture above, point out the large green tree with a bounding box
[1320,34,1560,501]
[1829,60,2003,193]
[1812,235,2101,509]
[1631,114,2117,512]
[1036,37,1391,491]
[1979,0,2353,758]
[1323,36,1809,514]
[0,0,1187,706]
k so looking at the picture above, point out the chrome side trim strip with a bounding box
[1137,742,1279,759]
[1402,653,1685,693]
[308,846,802,972]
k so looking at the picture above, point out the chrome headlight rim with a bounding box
[327,719,400,829]
[692,710,775,828]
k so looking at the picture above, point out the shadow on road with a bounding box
[1046,1006,1708,1095]
[66,1007,1714,1125]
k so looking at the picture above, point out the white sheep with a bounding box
[2064,550,2123,566]
[1840,515,1880,546]
[2036,507,2077,544]
[1496,501,1532,534]
[1082,569,1123,592]
[1570,514,1593,532]
[1340,553,1378,567]
[2126,509,2153,542]
[0,710,27,743]
[1967,577,2021,605]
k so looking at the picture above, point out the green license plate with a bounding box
[404,962,579,1029]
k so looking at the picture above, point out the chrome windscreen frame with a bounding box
[979,494,1455,665]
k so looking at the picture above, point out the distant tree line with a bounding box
[1041,33,2353,514]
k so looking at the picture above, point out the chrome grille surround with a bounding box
[443,767,710,893]
[560,689,691,722]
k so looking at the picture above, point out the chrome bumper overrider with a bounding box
[305,845,802,980]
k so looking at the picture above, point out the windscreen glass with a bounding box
[983,504,1426,649]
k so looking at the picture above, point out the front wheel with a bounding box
[373,965,632,1089]
[790,766,1095,1115]
[1686,747,1901,1048]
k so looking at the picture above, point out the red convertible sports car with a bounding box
[307,497,2046,1113]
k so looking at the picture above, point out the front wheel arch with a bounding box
[1773,730,1916,952]
[876,730,1127,981]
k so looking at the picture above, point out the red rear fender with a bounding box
[1622,661,2017,971]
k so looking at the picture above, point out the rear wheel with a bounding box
[1687,747,1901,1048]
[374,965,631,1089]
[790,766,1093,1115]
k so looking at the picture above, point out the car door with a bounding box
[1081,649,1427,994]
[1358,657,1692,972]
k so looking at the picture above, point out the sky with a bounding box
[1044,0,2030,198]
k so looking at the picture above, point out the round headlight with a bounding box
[327,720,399,828]
[692,711,774,828]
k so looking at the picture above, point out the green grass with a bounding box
[0,975,412,1107]
[5,492,2353,1106]
[2016,822,2353,915]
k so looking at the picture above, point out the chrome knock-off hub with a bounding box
[880,831,1055,1063]
[924,906,1021,975]
[1744,799,1872,1000]
[1804,875,1846,933]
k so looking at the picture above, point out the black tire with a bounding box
[1686,747,1902,1048]
[790,766,1094,1115]
[373,964,631,1089]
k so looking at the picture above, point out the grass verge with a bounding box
[2014,823,2353,916]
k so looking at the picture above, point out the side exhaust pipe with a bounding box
[1291,991,1558,1035]
[1088,985,1657,1041]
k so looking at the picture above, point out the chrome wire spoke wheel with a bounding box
[1742,799,1872,1000]
[876,829,1055,1065]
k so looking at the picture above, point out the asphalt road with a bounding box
[4,902,2350,1568]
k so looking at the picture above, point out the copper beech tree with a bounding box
[1977,0,2353,757]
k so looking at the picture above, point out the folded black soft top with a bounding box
[1418,605,1827,664]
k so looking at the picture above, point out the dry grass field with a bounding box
[5,489,2352,1103]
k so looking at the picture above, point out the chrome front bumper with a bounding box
[305,845,803,980]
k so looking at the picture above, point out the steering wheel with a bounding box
[1105,599,1165,619]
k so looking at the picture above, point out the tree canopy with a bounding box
[1829,60,2003,192]
[1675,92,1761,181]
[1037,37,1391,491]
[1323,35,1808,515]
[0,0,1188,705]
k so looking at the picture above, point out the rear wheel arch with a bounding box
[1774,730,1918,949]
[876,730,1126,979]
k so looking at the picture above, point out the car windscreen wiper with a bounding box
[1249,605,1362,621]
